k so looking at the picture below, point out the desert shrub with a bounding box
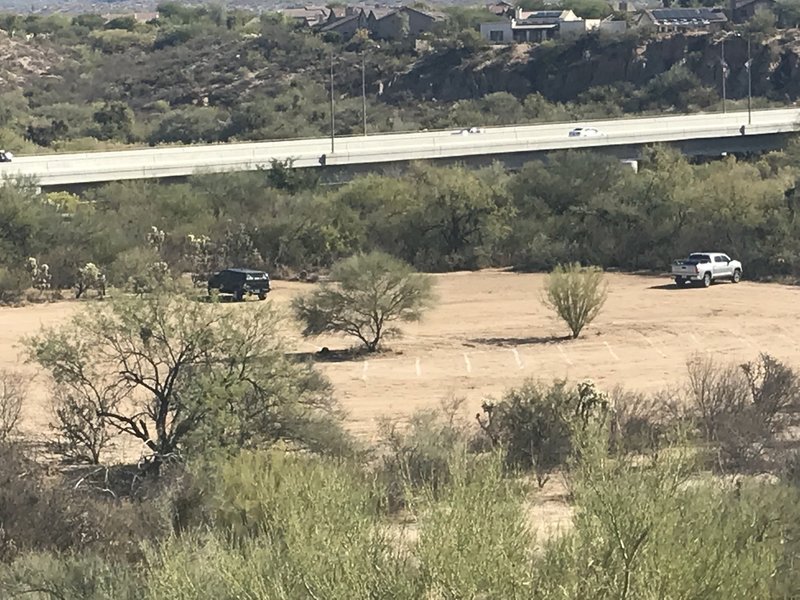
[150,450,416,599]
[50,387,115,465]
[609,388,674,454]
[0,442,169,562]
[293,251,435,352]
[536,430,796,600]
[477,379,609,487]
[686,352,750,442]
[107,246,167,289]
[542,263,608,339]
[414,453,533,597]
[0,552,141,600]
[686,353,800,470]
[0,369,25,441]
[376,398,471,510]
[0,267,27,305]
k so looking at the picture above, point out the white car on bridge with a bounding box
[455,127,484,135]
[568,127,602,138]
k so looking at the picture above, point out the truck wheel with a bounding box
[731,269,741,283]
[258,291,267,301]
[701,272,712,288]
[234,289,245,302]
[675,277,686,287]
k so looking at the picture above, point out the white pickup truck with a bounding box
[671,252,742,288]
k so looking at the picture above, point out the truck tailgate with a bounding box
[672,264,697,275]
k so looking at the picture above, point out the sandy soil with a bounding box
[5,270,796,538]
[3,270,800,442]
[287,270,800,441]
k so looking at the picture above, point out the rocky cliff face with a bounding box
[385,30,800,104]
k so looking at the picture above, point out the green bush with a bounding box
[477,379,608,487]
[0,552,140,600]
[148,450,417,599]
[542,263,608,339]
[414,453,534,597]
[686,353,800,470]
[609,388,674,455]
[293,251,435,352]
[376,398,472,510]
[0,267,27,305]
[536,429,798,599]
[27,294,344,465]
[0,442,170,562]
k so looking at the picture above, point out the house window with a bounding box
[489,30,504,41]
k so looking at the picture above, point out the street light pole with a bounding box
[329,50,335,154]
[721,38,727,114]
[747,35,752,125]
[361,53,367,137]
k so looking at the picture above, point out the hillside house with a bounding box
[637,7,728,31]
[371,6,445,39]
[313,5,442,40]
[479,9,577,42]
[479,9,625,43]
[486,0,515,16]
[318,7,369,38]
[280,6,329,27]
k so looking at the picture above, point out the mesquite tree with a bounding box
[293,252,435,352]
[27,293,336,467]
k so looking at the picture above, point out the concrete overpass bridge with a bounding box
[1,109,797,188]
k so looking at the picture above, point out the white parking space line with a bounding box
[361,360,369,381]
[603,342,620,361]
[511,348,524,369]
[637,331,666,358]
[463,353,472,374]
[415,357,422,377]
[557,345,573,366]
[689,333,703,350]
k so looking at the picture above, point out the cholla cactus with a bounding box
[223,224,262,267]
[129,261,171,295]
[149,261,170,280]
[147,226,166,251]
[26,257,52,291]
[75,263,107,299]
[186,234,211,252]
[185,234,214,287]
[575,380,609,424]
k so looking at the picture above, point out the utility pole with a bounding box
[746,35,752,125]
[721,38,727,114]
[361,53,367,137]
[329,50,335,154]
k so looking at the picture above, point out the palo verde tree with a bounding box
[26,292,338,467]
[543,262,608,339]
[293,251,435,352]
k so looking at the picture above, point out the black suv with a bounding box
[207,268,270,301]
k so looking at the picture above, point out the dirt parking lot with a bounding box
[3,270,799,444]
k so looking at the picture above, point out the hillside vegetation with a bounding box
[3,4,800,153]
